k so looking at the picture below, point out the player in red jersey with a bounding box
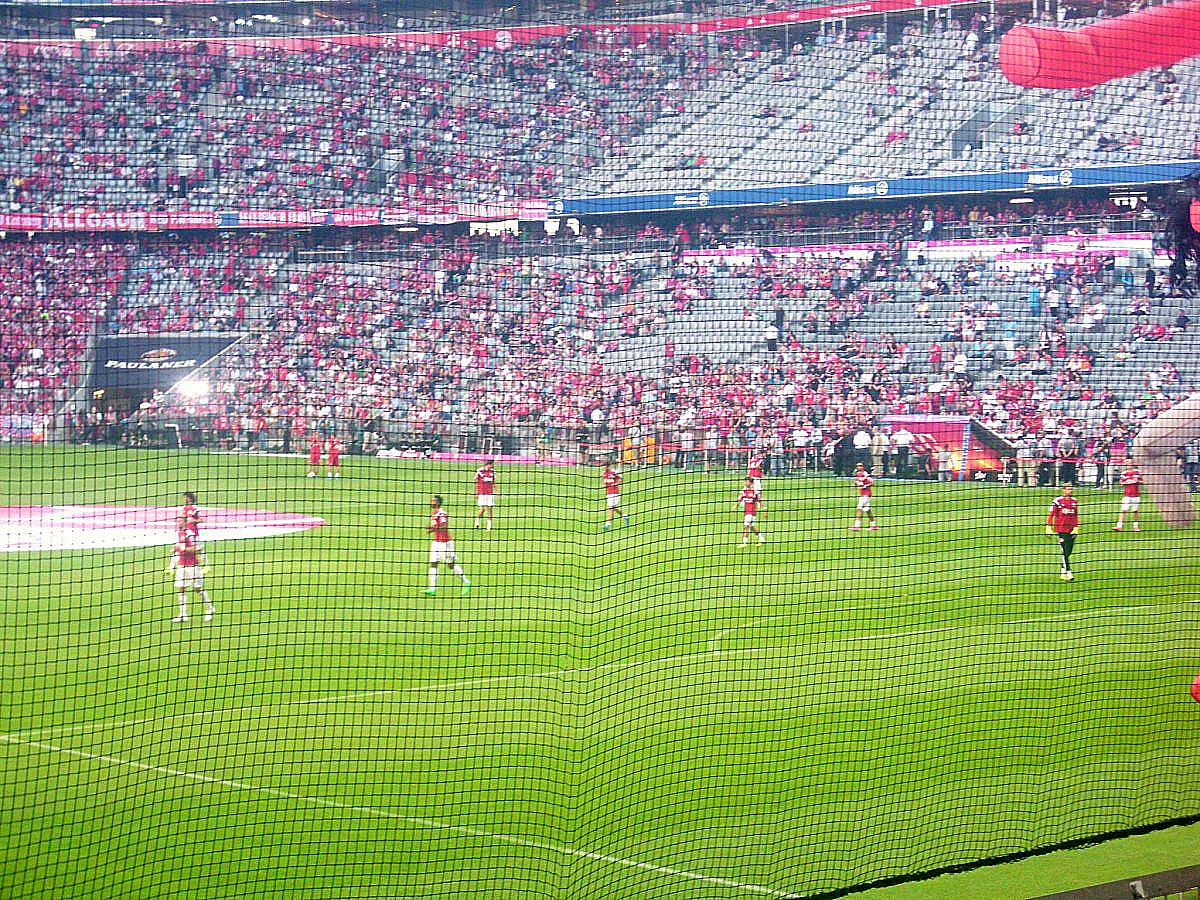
[170,521,214,622]
[850,463,879,531]
[738,477,766,546]
[748,452,765,494]
[326,438,341,478]
[473,460,496,531]
[1113,462,1142,532]
[602,463,628,530]
[426,495,471,596]
[180,491,202,533]
[1046,483,1080,581]
[307,436,323,478]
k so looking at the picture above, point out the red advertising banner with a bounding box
[882,415,1015,475]
[0,0,981,59]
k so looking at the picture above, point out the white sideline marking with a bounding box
[7,599,1199,744]
[0,734,793,898]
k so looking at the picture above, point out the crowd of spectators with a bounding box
[94,229,1187,472]
[0,241,128,418]
[108,235,283,334]
[0,190,1189,471]
[0,28,736,212]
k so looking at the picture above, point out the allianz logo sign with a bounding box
[846,181,889,197]
[1026,169,1073,187]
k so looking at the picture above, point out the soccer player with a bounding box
[180,491,202,532]
[748,451,765,494]
[1113,462,1143,532]
[603,463,628,530]
[850,463,879,531]
[1046,484,1080,581]
[326,438,341,478]
[426,495,470,596]
[170,521,214,622]
[474,459,496,530]
[307,436,323,478]
[738,477,766,546]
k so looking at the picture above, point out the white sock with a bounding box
[486,520,492,531]
[201,590,214,612]
[452,564,467,582]
[177,592,188,616]
[428,567,438,590]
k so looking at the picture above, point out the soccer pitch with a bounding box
[2,446,1199,899]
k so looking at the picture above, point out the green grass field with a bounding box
[2,446,1199,899]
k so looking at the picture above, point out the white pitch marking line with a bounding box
[709,620,764,653]
[0,734,794,898]
[7,600,1199,743]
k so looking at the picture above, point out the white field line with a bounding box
[0,733,794,898]
[7,599,1199,744]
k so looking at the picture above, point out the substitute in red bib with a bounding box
[1113,462,1142,532]
[1046,483,1080,581]
[427,495,471,596]
[474,460,496,531]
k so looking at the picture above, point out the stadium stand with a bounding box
[0,240,128,419]
[55,221,1180,473]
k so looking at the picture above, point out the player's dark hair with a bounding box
[432,494,443,506]
[184,491,196,504]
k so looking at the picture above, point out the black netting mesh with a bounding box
[3,4,1200,899]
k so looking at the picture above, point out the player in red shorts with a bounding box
[738,477,766,546]
[850,463,879,531]
[1113,462,1142,532]
[602,463,628,530]
[170,521,214,622]
[326,438,341,478]
[426,495,471,596]
[473,460,496,531]
[1046,483,1080,581]
[307,436,323,478]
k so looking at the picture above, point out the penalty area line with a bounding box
[0,733,794,898]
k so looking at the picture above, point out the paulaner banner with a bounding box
[93,335,241,390]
